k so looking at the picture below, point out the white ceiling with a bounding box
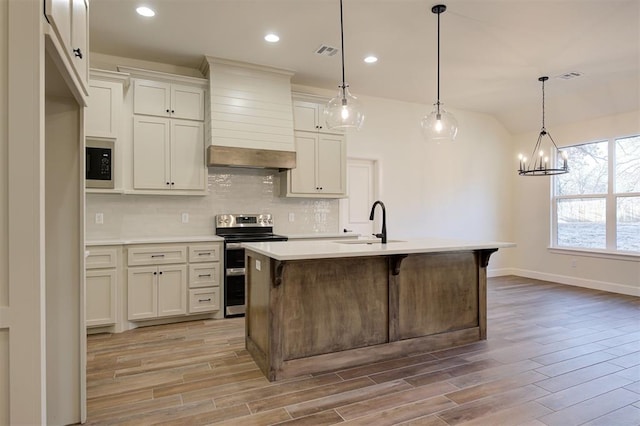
[89,0,640,134]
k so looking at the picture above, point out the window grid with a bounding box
[552,135,640,254]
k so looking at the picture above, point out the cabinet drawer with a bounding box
[86,247,119,269]
[127,245,187,266]
[189,263,220,288]
[188,244,221,262]
[189,288,220,313]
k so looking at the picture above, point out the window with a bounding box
[553,135,640,253]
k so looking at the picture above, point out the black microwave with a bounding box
[86,140,114,189]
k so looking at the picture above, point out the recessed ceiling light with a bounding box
[264,33,280,43]
[364,56,378,64]
[136,6,155,17]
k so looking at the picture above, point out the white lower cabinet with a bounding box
[187,243,222,313]
[189,287,220,313]
[127,261,187,320]
[86,246,120,327]
[125,241,222,322]
[86,269,117,326]
[87,240,222,330]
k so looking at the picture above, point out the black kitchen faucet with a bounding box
[369,200,387,244]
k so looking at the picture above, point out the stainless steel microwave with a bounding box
[85,140,114,189]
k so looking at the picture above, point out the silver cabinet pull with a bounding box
[197,252,212,256]
[198,298,211,302]
[198,274,211,278]
[227,268,245,276]
[151,254,165,258]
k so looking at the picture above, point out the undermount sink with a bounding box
[337,240,406,245]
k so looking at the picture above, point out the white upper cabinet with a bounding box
[283,132,346,198]
[293,100,343,134]
[85,70,129,140]
[133,116,205,191]
[282,96,347,198]
[71,0,88,88]
[44,0,89,101]
[119,67,208,195]
[134,79,204,121]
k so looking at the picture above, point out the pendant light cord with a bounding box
[340,0,346,99]
[436,8,440,109]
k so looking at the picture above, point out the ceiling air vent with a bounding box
[556,71,583,80]
[315,44,339,57]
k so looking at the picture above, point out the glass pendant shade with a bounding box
[422,4,457,142]
[421,103,458,142]
[325,85,365,130]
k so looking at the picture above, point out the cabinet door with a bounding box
[44,0,72,60]
[133,116,171,190]
[171,84,205,121]
[170,120,205,190]
[127,266,158,320]
[134,80,171,117]
[86,269,117,326]
[86,80,120,139]
[317,134,346,195]
[290,133,318,194]
[71,0,88,88]
[293,101,321,132]
[157,265,187,317]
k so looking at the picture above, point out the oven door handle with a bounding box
[225,243,243,249]
[226,268,246,276]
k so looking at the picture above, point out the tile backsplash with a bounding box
[86,167,340,240]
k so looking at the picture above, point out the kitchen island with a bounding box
[243,238,514,381]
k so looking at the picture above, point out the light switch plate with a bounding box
[256,260,261,271]
[95,213,104,224]
[181,213,189,223]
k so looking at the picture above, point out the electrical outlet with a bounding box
[181,213,189,224]
[288,212,295,222]
[571,259,577,268]
[95,213,104,224]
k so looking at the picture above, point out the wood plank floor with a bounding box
[86,276,640,425]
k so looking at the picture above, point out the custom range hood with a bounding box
[206,145,296,170]
[201,57,297,171]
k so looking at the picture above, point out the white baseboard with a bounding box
[491,268,640,297]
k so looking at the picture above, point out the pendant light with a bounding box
[325,0,365,131]
[421,4,458,142]
[518,76,569,176]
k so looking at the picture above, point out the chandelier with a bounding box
[518,76,568,176]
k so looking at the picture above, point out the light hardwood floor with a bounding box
[86,276,640,425]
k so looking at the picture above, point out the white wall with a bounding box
[0,0,9,422]
[345,91,515,271]
[512,110,640,295]
[45,92,82,425]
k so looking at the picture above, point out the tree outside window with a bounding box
[553,136,639,253]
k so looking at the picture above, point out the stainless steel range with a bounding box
[215,213,288,317]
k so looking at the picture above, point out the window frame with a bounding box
[550,134,640,258]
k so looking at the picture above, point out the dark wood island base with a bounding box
[245,248,498,381]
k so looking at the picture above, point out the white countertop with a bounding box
[86,235,224,246]
[284,232,360,240]
[243,238,516,261]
